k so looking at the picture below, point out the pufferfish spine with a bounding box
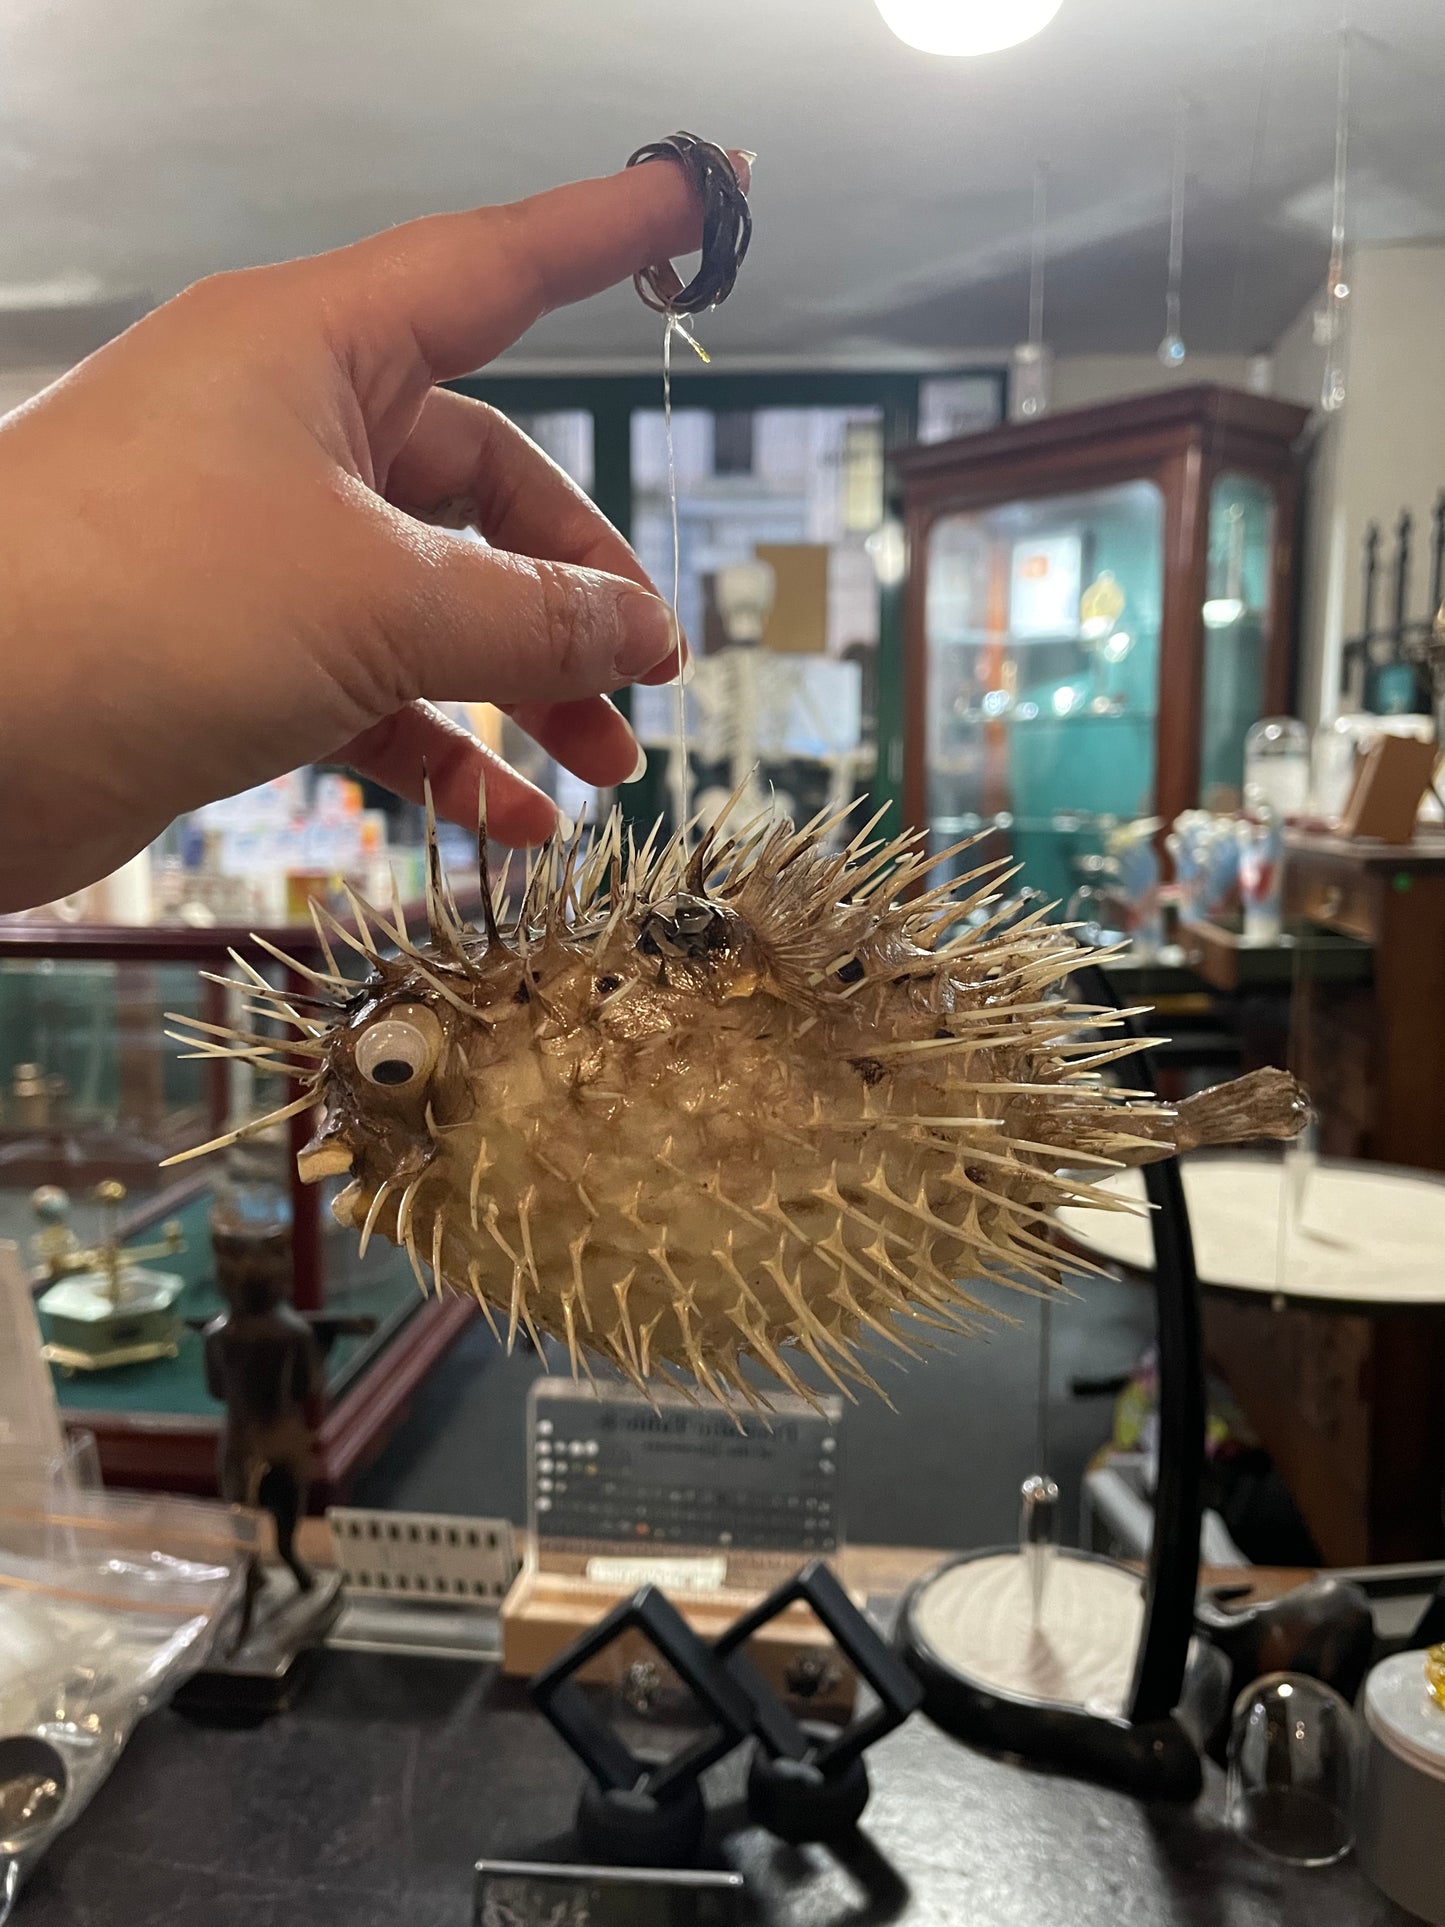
[164,786,1308,1411]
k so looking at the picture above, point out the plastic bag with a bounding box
[0,1468,256,1915]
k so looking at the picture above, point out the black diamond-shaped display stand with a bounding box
[530,1585,755,1867]
[714,1559,922,1843]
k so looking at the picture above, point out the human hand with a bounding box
[0,150,749,912]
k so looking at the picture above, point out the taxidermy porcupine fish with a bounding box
[167,791,1307,1409]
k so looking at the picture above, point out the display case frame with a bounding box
[0,905,478,1499]
[894,384,1309,855]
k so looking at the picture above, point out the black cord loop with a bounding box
[625,131,752,316]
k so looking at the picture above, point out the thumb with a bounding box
[375,521,679,706]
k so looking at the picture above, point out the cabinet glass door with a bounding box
[924,480,1165,905]
[1200,471,1275,810]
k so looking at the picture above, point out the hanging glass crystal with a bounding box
[1010,341,1053,421]
[1317,28,1352,413]
[1009,162,1052,420]
[1157,95,1190,369]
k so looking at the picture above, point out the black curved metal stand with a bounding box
[1061,963,1208,1746]
[900,960,1209,1802]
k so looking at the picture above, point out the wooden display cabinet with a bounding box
[894,385,1309,903]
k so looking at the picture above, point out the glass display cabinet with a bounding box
[0,897,481,1498]
[894,386,1309,903]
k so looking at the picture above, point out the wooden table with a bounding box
[22,1541,1413,1927]
[1059,1154,1445,1565]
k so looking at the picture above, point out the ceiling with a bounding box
[3,0,1444,371]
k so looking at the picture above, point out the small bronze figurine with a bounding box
[204,1211,321,1593]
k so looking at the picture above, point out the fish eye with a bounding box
[353,1004,442,1091]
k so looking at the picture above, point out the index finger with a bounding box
[330,148,752,382]
[387,387,688,683]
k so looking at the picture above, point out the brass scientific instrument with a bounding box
[34,1180,186,1373]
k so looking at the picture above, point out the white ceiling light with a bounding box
[875,0,1064,56]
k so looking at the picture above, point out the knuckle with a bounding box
[325,599,413,719]
[445,392,509,452]
[170,265,265,322]
[468,398,509,437]
[321,506,425,711]
[534,559,602,688]
[170,260,315,333]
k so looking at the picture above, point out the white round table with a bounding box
[1061,1152,1445,1564]
[1057,1154,1445,1308]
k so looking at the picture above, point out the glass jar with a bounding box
[1243,717,1310,818]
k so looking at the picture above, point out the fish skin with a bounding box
[167,794,1308,1406]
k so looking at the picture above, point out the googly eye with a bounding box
[354,1007,441,1090]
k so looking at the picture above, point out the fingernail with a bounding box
[739,149,758,168]
[615,593,677,680]
[678,650,696,686]
[555,813,575,842]
[623,746,648,784]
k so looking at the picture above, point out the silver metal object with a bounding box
[0,1736,67,1856]
[475,1858,745,1925]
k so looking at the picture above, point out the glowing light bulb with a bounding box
[875,0,1064,56]
[865,518,908,588]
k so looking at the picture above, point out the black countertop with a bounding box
[19,1653,1411,1927]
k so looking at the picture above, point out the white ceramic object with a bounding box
[1356,1650,1445,1923]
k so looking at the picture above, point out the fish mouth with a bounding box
[331,1180,368,1230]
[297,1134,354,1183]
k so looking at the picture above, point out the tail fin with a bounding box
[1174,1068,1310,1152]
